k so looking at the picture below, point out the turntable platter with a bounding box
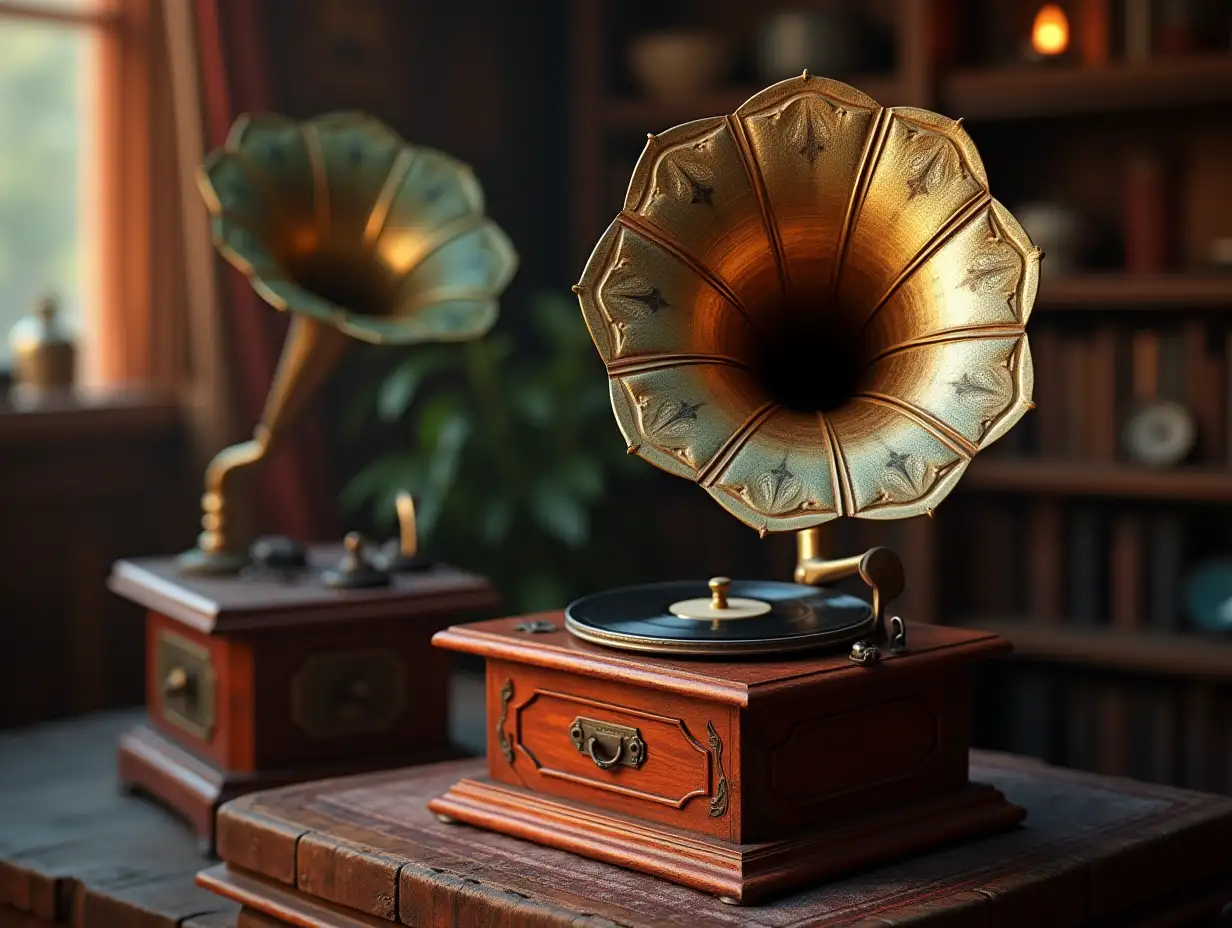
[564,579,875,656]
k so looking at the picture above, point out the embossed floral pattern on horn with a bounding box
[198,111,518,345]
[575,75,1039,534]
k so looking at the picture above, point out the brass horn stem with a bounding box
[794,529,905,639]
[179,314,350,574]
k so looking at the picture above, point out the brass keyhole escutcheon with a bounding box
[163,666,190,697]
[345,678,372,703]
[155,629,216,740]
[162,665,201,709]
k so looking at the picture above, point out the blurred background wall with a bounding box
[2,0,1232,798]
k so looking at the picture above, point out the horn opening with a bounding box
[578,76,1039,534]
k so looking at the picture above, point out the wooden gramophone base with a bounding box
[429,775,1025,904]
[118,724,464,855]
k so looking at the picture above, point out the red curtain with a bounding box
[192,0,339,544]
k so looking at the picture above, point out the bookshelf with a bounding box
[960,620,1232,683]
[569,0,1232,791]
[1036,274,1232,310]
[942,54,1232,119]
[963,460,1232,501]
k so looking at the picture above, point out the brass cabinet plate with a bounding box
[155,629,216,741]
[290,648,407,739]
[568,716,646,770]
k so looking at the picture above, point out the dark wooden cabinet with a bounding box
[0,388,193,729]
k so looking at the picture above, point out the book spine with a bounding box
[1079,0,1112,64]
[1010,669,1055,763]
[1064,678,1099,772]
[1035,326,1066,458]
[1067,504,1106,626]
[1064,331,1091,460]
[1090,327,1119,462]
[1183,320,1219,463]
[1110,514,1145,630]
[1098,681,1131,776]
[1030,500,1065,622]
[1181,684,1216,792]
[1124,149,1172,273]
[1146,510,1185,631]
[1123,0,1153,61]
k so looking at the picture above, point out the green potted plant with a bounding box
[340,290,650,613]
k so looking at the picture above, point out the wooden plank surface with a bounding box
[209,751,1232,927]
[0,710,236,927]
[0,674,487,927]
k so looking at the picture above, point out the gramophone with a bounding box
[112,112,515,850]
[430,74,1039,904]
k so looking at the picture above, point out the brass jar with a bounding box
[9,295,77,394]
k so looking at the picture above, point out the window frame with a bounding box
[0,0,153,385]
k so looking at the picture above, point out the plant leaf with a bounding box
[415,410,473,541]
[341,374,384,439]
[515,571,569,613]
[478,493,515,545]
[509,377,554,428]
[556,456,604,502]
[416,392,469,449]
[376,348,455,422]
[529,478,588,548]
[338,451,424,513]
[532,290,589,350]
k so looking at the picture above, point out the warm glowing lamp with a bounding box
[1031,4,1070,57]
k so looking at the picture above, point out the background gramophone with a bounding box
[430,73,1039,904]
[111,111,515,851]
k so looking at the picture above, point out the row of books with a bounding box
[987,666,1232,796]
[998,320,1231,466]
[961,496,1197,632]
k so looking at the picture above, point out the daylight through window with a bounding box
[0,1,108,367]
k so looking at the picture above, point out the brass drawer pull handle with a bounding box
[586,736,624,769]
[569,716,645,770]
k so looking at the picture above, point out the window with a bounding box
[0,0,118,370]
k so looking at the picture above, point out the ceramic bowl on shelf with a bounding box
[1208,236,1232,271]
[1185,559,1232,633]
[1014,201,1086,277]
[754,9,873,83]
[627,30,729,102]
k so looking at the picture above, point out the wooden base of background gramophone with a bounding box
[112,111,518,851]
[430,74,1041,904]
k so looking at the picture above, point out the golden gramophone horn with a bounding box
[576,74,1038,549]
[180,111,518,574]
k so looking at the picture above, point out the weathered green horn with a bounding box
[180,111,518,575]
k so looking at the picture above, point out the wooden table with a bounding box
[202,753,1232,927]
[0,710,235,928]
[6,685,1232,927]
[0,674,486,927]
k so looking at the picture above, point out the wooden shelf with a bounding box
[1036,274,1232,311]
[603,73,901,133]
[0,385,181,444]
[956,619,1232,683]
[962,459,1232,501]
[942,54,1232,121]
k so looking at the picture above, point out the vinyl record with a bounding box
[564,579,875,656]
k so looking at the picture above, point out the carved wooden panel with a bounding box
[770,696,938,803]
[485,661,735,841]
[514,688,711,810]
